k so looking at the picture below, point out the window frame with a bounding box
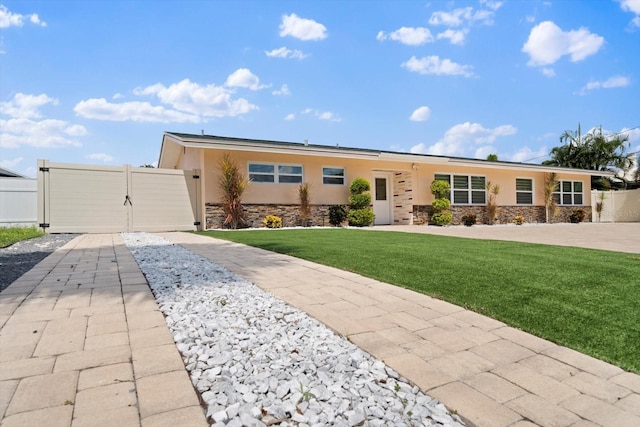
[248,162,304,184]
[515,177,534,205]
[553,180,584,205]
[322,166,346,186]
[433,173,487,205]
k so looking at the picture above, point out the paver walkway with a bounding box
[160,231,640,427]
[0,234,207,427]
[2,230,639,427]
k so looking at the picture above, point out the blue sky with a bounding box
[1,0,639,178]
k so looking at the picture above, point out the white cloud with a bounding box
[526,15,536,23]
[576,75,630,95]
[411,122,516,157]
[74,98,201,123]
[112,93,124,99]
[265,46,309,59]
[409,106,431,121]
[284,113,295,121]
[225,68,269,90]
[376,27,434,46]
[428,6,499,27]
[0,156,23,169]
[86,153,114,162]
[522,21,604,67]
[301,108,342,122]
[0,118,85,148]
[279,13,327,41]
[0,5,46,28]
[508,146,548,163]
[542,68,556,77]
[0,93,58,118]
[402,55,474,77]
[436,29,468,45]
[620,0,640,28]
[132,78,258,118]
[474,146,497,159]
[272,84,290,96]
[480,0,503,11]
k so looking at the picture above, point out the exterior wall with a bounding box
[206,203,335,229]
[393,171,413,225]
[163,143,596,228]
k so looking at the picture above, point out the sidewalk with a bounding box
[161,231,640,427]
[0,234,207,427]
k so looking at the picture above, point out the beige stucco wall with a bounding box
[178,147,593,207]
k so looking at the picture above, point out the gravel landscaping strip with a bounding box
[0,233,78,292]
[123,232,465,427]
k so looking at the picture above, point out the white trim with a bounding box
[554,179,585,206]
[322,166,346,186]
[373,172,393,225]
[247,162,304,184]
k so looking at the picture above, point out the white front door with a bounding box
[373,174,391,225]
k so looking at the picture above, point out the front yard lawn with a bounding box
[0,226,44,248]
[196,228,640,374]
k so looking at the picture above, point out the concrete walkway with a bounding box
[1,229,639,427]
[0,234,208,427]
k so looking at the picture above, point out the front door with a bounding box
[373,175,391,225]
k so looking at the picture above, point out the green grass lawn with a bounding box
[0,226,44,248]
[196,228,640,374]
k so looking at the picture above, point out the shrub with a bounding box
[263,215,282,228]
[431,212,453,226]
[328,205,347,226]
[431,198,451,211]
[569,209,585,223]
[350,177,371,194]
[513,215,525,225]
[486,182,500,225]
[461,214,476,227]
[348,193,372,209]
[348,178,374,227]
[218,153,250,229]
[298,183,311,226]
[348,208,375,227]
[430,180,450,199]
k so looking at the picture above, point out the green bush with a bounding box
[328,205,347,226]
[348,208,375,227]
[431,198,451,211]
[262,215,282,228]
[431,212,453,226]
[461,214,476,227]
[348,193,372,209]
[569,209,585,223]
[430,180,450,199]
[350,177,371,194]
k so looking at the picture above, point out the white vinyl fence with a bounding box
[591,189,640,222]
[0,177,38,228]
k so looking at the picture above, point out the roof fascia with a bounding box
[445,158,615,176]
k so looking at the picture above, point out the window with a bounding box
[435,174,485,204]
[248,163,303,184]
[322,167,345,185]
[553,180,583,205]
[516,178,533,205]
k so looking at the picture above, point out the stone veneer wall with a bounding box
[413,205,592,225]
[206,203,336,229]
[393,171,413,225]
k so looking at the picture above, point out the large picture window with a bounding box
[553,181,583,205]
[248,163,303,184]
[434,174,486,205]
[516,178,533,205]
[322,167,345,185]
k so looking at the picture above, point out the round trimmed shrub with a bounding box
[347,208,375,227]
[349,193,372,210]
[350,177,371,194]
[431,212,453,226]
[430,180,450,199]
[431,198,451,211]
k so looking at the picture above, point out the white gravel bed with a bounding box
[122,233,465,427]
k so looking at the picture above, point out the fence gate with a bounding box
[37,160,201,233]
